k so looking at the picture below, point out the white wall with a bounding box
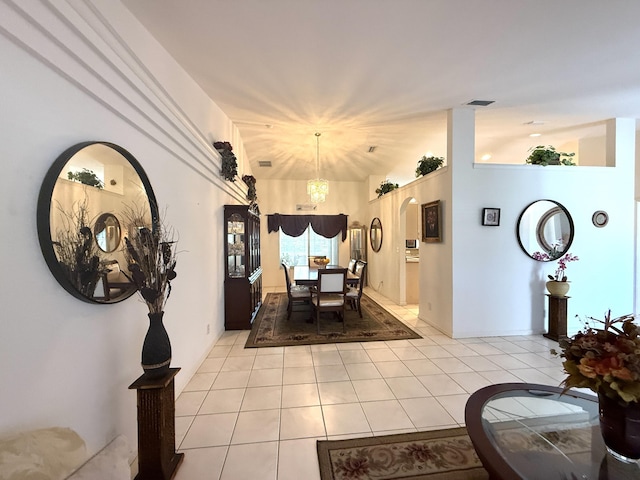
[0,0,247,454]
[370,111,636,338]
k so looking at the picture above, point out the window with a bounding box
[280,227,339,266]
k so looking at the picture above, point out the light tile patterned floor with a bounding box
[173,287,565,480]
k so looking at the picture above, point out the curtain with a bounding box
[267,214,348,241]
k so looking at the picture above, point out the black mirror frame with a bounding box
[370,217,383,253]
[516,199,574,262]
[37,141,158,304]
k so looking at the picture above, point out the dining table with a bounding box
[293,265,360,287]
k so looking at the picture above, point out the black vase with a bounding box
[141,311,171,379]
[599,392,640,463]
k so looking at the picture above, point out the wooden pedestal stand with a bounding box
[544,295,569,342]
[129,368,184,480]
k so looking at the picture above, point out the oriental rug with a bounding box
[317,427,488,480]
[245,292,421,348]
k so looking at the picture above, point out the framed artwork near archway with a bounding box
[422,200,441,243]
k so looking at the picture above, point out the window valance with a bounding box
[267,214,348,241]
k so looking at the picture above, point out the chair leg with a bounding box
[357,298,363,318]
[287,299,292,320]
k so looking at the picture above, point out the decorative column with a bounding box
[544,295,568,342]
[129,368,183,480]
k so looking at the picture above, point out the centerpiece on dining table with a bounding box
[552,310,640,463]
[314,257,330,266]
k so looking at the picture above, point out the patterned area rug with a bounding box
[245,292,421,348]
[317,427,488,480]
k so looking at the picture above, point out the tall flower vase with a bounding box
[599,392,640,463]
[141,312,172,379]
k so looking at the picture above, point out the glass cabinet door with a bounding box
[227,213,245,278]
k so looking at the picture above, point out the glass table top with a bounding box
[465,383,640,480]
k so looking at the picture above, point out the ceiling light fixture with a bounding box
[529,133,542,137]
[307,132,328,204]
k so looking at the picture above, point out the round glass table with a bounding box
[465,383,640,479]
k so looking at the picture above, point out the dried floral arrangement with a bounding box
[122,205,178,314]
[214,141,238,181]
[242,174,257,202]
[552,311,640,404]
[52,196,105,297]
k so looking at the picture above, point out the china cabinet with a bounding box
[224,205,262,329]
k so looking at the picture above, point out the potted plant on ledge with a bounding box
[526,145,576,166]
[415,155,445,177]
[375,179,399,198]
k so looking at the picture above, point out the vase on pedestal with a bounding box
[546,280,570,297]
[598,392,640,463]
[141,311,171,379]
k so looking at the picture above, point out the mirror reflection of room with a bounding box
[47,143,153,302]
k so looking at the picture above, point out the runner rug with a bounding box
[245,292,421,348]
[316,427,488,480]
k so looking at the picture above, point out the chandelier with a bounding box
[307,132,329,203]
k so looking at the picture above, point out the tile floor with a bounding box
[173,287,567,480]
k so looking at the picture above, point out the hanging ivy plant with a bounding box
[415,155,445,177]
[214,141,238,181]
[242,175,257,202]
[67,168,104,189]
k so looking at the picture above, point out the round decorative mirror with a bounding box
[517,200,574,261]
[37,141,158,303]
[370,217,383,252]
[94,213,121,253]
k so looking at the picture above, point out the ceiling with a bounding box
[122,0,640,185]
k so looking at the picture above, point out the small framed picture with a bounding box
[422,200,441,243]
[482,208,501,226]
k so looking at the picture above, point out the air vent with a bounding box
[296,204,317,211]
[258,160,272,167]
[368,146,377,153]
[466,99,495,106]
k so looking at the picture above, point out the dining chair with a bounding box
[311,268,347,333]
[282,262,311,320]
[346,261,367,317]
[347,258,357,273]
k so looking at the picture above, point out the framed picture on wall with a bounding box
[482,208,501,226]
[422,200,441,243]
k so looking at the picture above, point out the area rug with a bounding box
[316,427,488,480]
[245,292,421,348]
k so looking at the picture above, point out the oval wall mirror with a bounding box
[37,141,158,303]
[370,217,383,252]
[94,213,121,253]
[517,199,574,261]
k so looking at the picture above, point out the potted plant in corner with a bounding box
[375,179,399,198]
[415,155,445,177]
[526,145,576,166]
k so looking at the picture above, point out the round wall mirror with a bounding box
[517,199,574,261]
[94,213,121,253]
[37,141,158,303]
[370,217,383,252]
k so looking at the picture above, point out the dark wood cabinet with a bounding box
[224,205,262,329]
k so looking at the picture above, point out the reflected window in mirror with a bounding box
[517,200,574,261]
[37,141,158,303]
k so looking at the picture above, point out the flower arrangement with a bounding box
[552,311,640,404]
[52,195,105,297]
[547,253,579,282]
[214,141,238,181]
[242,174,257,202]
[122,205,178,314]
[375,179,399,198]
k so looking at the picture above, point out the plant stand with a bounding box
[544,294,568,342]
[129,368,183,480]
